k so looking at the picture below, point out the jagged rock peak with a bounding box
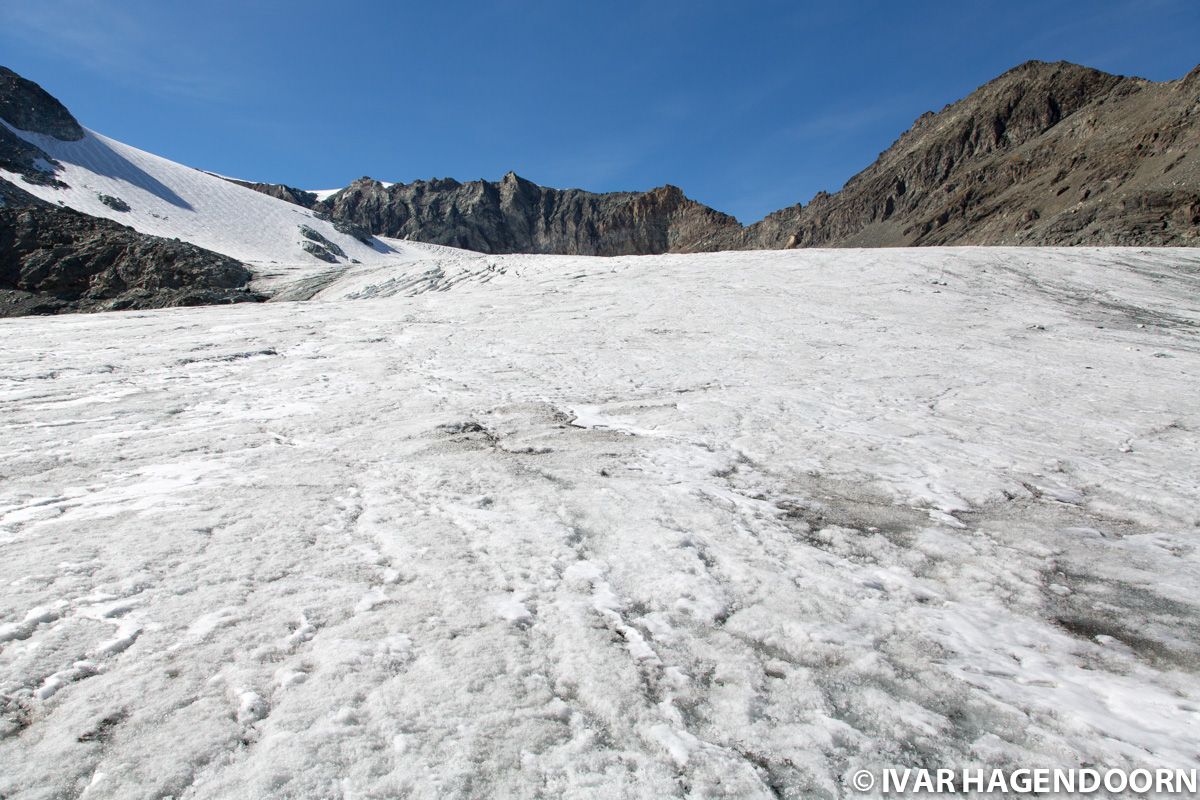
[0,66,85,141]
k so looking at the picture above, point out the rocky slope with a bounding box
[219,173,741,256]
[721,60,1200,249]
[240,60,1199,252]
[0,205,261,316]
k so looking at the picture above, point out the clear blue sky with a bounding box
[2,0,1197,222]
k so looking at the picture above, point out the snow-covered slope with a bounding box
[1,247,1198,798]
[0,121,407,270]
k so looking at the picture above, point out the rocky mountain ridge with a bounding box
[232,172,742,256]
[241,60,1199,252]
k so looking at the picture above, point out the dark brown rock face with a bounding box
[716,61,1200,249]
[311,172,741,255]
[0,206,263,316]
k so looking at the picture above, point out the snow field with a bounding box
[0,246,1198,797]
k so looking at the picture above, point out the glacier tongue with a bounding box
[1,246,1198,797]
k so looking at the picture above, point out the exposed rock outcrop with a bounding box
[98,193,131,212]
[0,124,68,188]
[297,224,347,263]
[0,206,263,316]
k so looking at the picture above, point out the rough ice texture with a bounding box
[1,246,1198,798]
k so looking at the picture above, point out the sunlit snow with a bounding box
[2,241,1198,798]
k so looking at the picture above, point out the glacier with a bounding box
[1,241,1198,798]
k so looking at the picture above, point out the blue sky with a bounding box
[2,0,1197,222]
